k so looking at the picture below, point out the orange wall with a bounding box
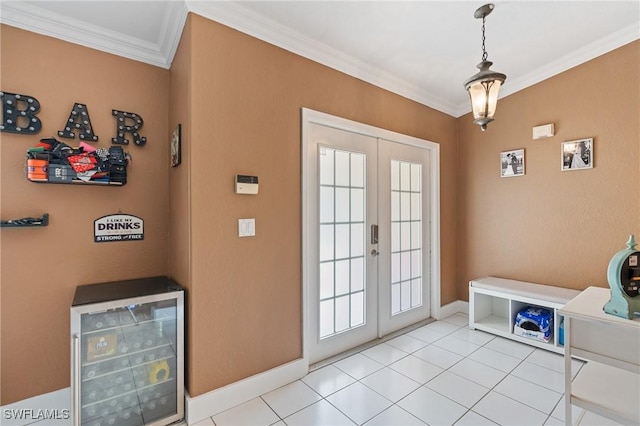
[168,18,193,390]
[4,12,636,407]
[172,14,459,397]
[0,25,170,404]
[457,41,640,298]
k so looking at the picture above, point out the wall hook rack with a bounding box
[1,213,49,227]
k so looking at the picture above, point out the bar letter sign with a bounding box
[94,213,144,242]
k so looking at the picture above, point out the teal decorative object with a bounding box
[604,235,640,319]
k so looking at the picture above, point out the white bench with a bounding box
[469,276,582,353]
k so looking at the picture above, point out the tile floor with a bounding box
[193,313,624,426]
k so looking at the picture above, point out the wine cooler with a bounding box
[71,276,184,426]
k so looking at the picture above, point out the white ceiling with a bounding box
[2,1,638,117]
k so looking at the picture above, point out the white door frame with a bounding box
[301,108,441,366]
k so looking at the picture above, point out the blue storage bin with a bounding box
[514,306,553,342]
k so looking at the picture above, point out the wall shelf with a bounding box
[27,178,124,186]
[26,145,128,186]
[1,213,49,228]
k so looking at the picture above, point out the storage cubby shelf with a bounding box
[469,276,581,354]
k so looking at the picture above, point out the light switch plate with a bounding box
[238,218,255,237]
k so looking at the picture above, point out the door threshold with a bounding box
[309,317,435,371]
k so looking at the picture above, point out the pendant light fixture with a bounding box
[464,3,506,131]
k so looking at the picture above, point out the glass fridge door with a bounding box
[78,299,178,426]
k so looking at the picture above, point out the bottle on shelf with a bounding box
[104,312,119,328]
[131,352,145,366]
[85,364,99,379]
[128,329,143,351]
[118,407,132,421]
[142,326,156,348]
[85,404,98,419]
[119,308,135,326]
[87,313,106,331]
[104,413,118,426]
[119,340,130,355]
[83,380,100,402]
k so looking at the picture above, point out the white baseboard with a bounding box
[184,301,467,424]
[185,357,308,425]
[3,302,472,426]
[436,300,469,320]
[0,358,310,426]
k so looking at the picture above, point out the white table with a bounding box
[559,286,640,425]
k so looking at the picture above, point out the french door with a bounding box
[377,139,431,337]
[304,111,434,364]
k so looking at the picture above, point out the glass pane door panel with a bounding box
[411,279,422,306]
[320,263,334,299]
[320,187,334,222]
[335,296,350,332]
[351,258,364,291]
[319,301,334,337]
[350,293,364,326]
[411,164,421,191]
[390,159,423,316]
[335,188,350,222]
[350,189,364,222]
[391,223,400,252]
[350,154,365,188]
[79,300,178,426]
[335,151,351,186]
[319,225,334,262]
[319,149,334,186]
[335,260,350,295]
[319,147,367,339]
[350,223,364,257]
[335,224,350,259]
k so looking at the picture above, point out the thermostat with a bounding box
[532,123,554,139]
[235,175,258,194]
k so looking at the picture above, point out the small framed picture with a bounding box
[562,138,593,171]
[500,149,525,177]
[170,124,181,167]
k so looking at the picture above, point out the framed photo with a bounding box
[170,124,181,167]
[500,149,525,177]
[562,138,593,171]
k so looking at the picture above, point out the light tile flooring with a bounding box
[194,313,624,426]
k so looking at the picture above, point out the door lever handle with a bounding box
[371,249,380,257]
[371,225,378,244]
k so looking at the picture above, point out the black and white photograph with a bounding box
[500,149,525,177]
[562,138,593,171]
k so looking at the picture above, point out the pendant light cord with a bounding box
[481,16,488,61]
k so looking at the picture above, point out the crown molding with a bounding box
[158,1,190,69]
[0,1,188,69]
[453,22,640,117]
[186,1,460,117]
[1,1,637,115]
